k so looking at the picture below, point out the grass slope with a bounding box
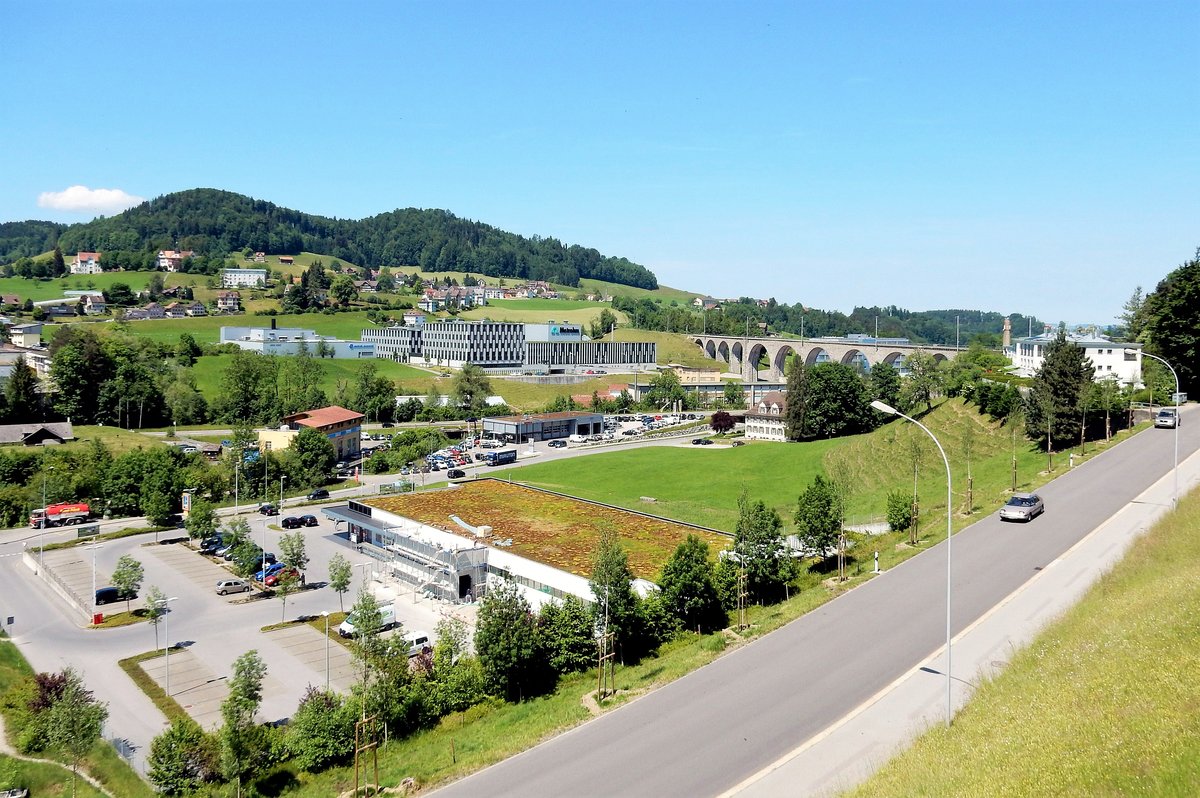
[849,485,1200,797]
[46,310,382,346]
[510,399,1131,536]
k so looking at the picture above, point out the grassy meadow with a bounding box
[511,399,1134,537]
[849,484,1200,798]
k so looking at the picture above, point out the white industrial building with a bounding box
[220,324,376,358]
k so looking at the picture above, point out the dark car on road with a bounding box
[999,493,1045,522]
[258,503,278,516]
[281,516,303,529]
[446,468,466,479]
[547,440,567,448]
[308,488,330,501]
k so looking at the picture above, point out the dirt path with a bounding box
[0,713,115,797]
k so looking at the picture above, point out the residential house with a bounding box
[1007,329,1143,385]
[184,301,208,317]
[82,294,107,315]
[354,279,378,293]
[156,250,195,272]
[401,310,426,326]
[7,323,42,348]
[216,291,241,313]
[0,422,75,447]
[252,252,266,263]
[418,290,446,313]
[123,308,149,321]
[279,256,295,265]
[1,295,20,309]
[0,344,52,379]
[745,390,787,442]
[484,286,507,300]
[163,302,188,319]
[143,302,166,319]
[69,252,103,275]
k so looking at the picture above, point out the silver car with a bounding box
[1154,409,1179,429]
[999,493,1045,522]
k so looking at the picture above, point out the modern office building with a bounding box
[360,324,423,361]
[411,320,526,368]
[1007,331,1142,383]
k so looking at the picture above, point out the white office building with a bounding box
[1007,332,1142,384]
[413,320,526,369]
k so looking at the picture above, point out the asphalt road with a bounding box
[433,416,1198,798]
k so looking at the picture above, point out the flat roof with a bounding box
[488,411,601,423]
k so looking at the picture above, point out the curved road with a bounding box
[433,414,1198,798]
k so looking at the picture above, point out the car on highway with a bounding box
[999,492,1045,522]
[1155,408,1180,429]
[300,514,319,527]
[281,516,303,529]
[547,439,567,448]
[258,503,278,516]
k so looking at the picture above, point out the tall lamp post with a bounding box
[39,464,54,573]
[322,610,331,692]
[1130,349,1180,507]
[279,475,287,511]
[161,596,179,696]
[871,400,954,727]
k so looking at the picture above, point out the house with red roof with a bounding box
[258,405,363,462]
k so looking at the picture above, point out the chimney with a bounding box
[1002,317,1011,348]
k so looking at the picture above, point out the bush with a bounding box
[886,490,913,532]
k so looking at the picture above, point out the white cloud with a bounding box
[37,185,145,214]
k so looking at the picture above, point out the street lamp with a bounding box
[279,475,287,511]
[322,610,331,691]
[161,596,179,696]
[871,399,954,727]
[90,542,102,620]
[39,463,54,573]
[1129,349,1180,507]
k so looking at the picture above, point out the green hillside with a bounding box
[7,188,657,289]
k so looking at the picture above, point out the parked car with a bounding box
[214,541,237,558]
[258,503,278,516]
[691,438,704,445]
[338,603,397,637]
[94,587,126,606]
[731,440,746,447]
[281,516,303,529]
[999,493,1045,522]
[300,514,319,527]
[255,562,286,582]
[264,567,302,587]
[215,578,250,596]
[199,535,226,555]
[403,630,432,657]
[1155,408,1180,429]
[547,439,567,448]
[446,468,466,479]
[308,488,330,501]
[698,439,713,446]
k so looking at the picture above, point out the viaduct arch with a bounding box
[690,334,960,382]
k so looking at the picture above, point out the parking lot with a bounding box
[147,543,255,602]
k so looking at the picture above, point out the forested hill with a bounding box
[5,188,658,289]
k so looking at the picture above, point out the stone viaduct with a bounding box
[689,334,963,382]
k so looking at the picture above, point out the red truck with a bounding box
[30,502,91,529]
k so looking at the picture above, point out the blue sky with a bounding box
[2,1,1196,323]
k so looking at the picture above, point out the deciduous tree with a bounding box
[733,490,796,603]
[474,580,544,700]
[659,534,725,633]
[327,553,352,611]
[111,554,145,613]
[794,475,839,558]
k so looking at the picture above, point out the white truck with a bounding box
[337,602,397,638]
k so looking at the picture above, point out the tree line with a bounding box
[0,188,659,290]
[613,294,1046,348]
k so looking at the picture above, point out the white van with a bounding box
[403,630,432,657]
[337,603,397,638]
[568,434,588,444]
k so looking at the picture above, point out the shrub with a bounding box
[886,490,913,533]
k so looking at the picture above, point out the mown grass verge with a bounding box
[116,647,190,725]
[847,484,1200,797]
